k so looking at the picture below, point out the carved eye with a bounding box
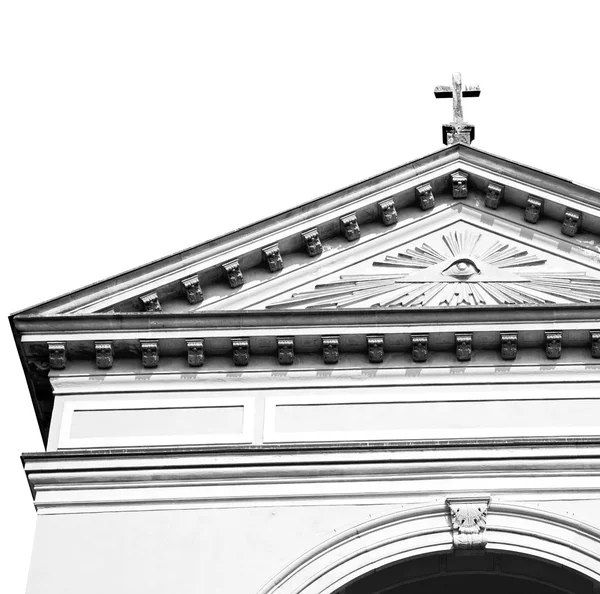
[443,259,480,279]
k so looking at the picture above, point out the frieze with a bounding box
[140,292,162,312]
[322,336,339,364]
[223,260,244,288]
[545,331,562,359]
[500,332,518,361]
[340,213,360,241]
[591,332,600,358]
[451,170,468,199]
[186,339,205,367]
[180,275,203,305]
[263,244,284,272]
[302,228,323,257]
[367,335,384,363]
[447,497,489,550]
[456,333,472,361]
[232,339,249,366]
[562,209,581,237]
[277,337,294,365]
[378,199,397,226]
[485,182,504,210]
[412,335,428,362]
[95,341,113,369]
[140,340,159,368]
[416,183,435,210]
[48,342,67,370]
[524,196,543,224]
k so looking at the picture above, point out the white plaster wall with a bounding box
[25,505,395,594]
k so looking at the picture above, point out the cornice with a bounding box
[22,439,600,514]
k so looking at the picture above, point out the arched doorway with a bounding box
[333,551,596,594]
[258,502,600,594]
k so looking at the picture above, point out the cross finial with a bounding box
[434,72,481,146]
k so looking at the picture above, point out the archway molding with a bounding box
[257,501,600,594]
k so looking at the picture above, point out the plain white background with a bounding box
[1,1,599,590]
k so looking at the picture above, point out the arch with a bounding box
[257,502,600,594]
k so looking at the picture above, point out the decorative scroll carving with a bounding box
[223,260,244,288]
[302,228,322,257]
[545,331,562,359]
[447,498,489,550]
[378,199,397,226]
[562,209,581,237]
[451,171,468,199]
[500,332,518,361]
[524,196,543,224]
[140,292,161,312]
[140,340,159,368]
[412,335,429,362]
[322,336,339,364]
[367,336,384,363]
[263,244,284,272]
[186,339,205,367]
[270,228,600,309]
[181,275,203,305]
[48,342,67,370]
[485,182,504,210]
[232,339,249,366]
[340,213,360,241]
[277,337,294,365]
[95,341,113,369]
[456,333,472,361]
[416,183,435,211]
[591,332,600,359]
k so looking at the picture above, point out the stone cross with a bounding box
[434,72,481,146]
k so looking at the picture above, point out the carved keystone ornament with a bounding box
[447,497,490,550]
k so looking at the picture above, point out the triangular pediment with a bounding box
[14,144,600,317]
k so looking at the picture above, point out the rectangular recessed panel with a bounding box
[71,406,244,439]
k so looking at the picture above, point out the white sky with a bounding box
[2,1,599,590]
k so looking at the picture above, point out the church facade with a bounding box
[12,88,600,592]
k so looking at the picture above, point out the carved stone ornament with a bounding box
[500,332,518,361]
[223,260,244,288]
[232,339,249,366]
[340,213,360,241]
[545,331,562,360]
[181,275,203,305]
[367,335,384,363]
[48,342,67,370]
[562,209,581,237]
[416,183,435,211]
[302,228,322,257]
[186,339,205,367]
[140,292,162,312]
[591,332,600,359]
[378,199,397,226]
[263,244,284,272]
[447,497,490,550]
[524,196,543,224]
[451,171,468,199]
[485,182,504,210]
[455,333,472,362]
[95,341,113,369]
[277,337,294,365]
[322,336,339,364]
[412,335,429,362]
[140,340,159,368]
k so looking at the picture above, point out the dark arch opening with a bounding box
[334,552,598,594]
